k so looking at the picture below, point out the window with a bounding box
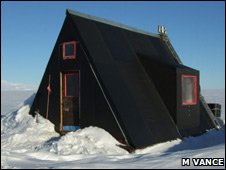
[63,41,76,59]
[64,73,79,97]
[182,75,197,105]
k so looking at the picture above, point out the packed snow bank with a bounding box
[1,103,128,155]
[1,105,59,151]
[49,127,128,155]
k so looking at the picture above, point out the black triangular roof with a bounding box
[66,9,182,147]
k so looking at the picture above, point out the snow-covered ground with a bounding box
[1,89,225,169]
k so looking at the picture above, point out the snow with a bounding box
[49,127,128,155]
[1,89,225,169]
[1,106,59,151]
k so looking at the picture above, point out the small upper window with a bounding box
[63,41,76,59]
[182,75,197,105]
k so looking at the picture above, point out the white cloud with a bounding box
[1,80,37,91]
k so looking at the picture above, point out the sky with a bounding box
[1,1,225,90]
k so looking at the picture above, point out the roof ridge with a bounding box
[66,9,160,38]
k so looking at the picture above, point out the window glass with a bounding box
[63,41,76,59]
[65,74,78,97]
[182,76,197,105]
[65,43,75,57]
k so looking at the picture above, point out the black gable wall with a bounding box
[30,15,125,142]
[30,14,81,131]
[30,15,75,130]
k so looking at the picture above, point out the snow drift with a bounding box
[1,105,59,151]
[49,127,128,155]
[1,103,128,155]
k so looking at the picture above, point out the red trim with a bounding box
[64,72,79,98]
[181,75,197,105]
[62,41,76,59]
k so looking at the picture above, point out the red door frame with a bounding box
[60,70,80,132]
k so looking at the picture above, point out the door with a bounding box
[61,71,80,131]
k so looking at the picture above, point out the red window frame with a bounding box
[62,41,76,59]
[181,75,197,105]
[64,72,79,98]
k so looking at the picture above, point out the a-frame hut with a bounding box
[30,9,220,149]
